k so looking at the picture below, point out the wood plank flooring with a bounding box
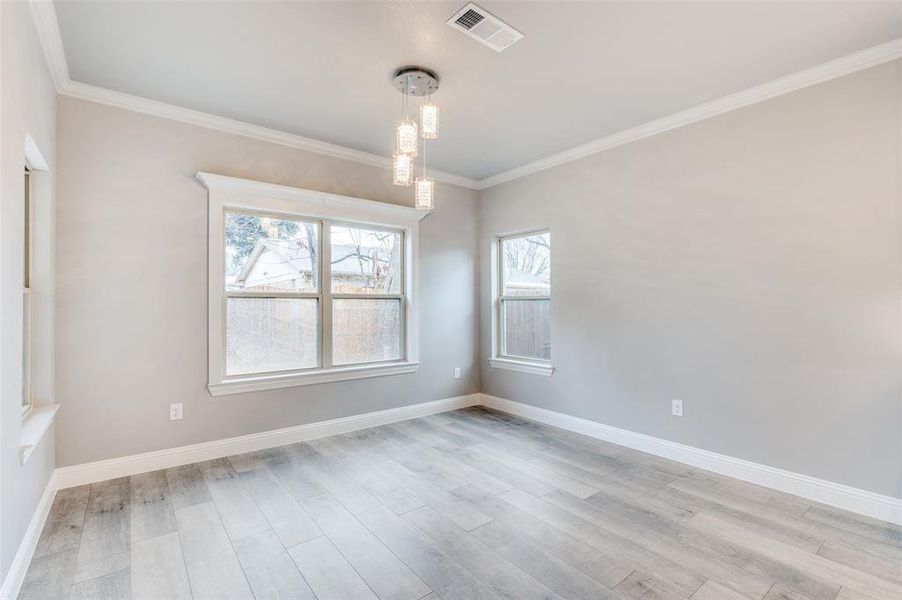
[19,407,902,600]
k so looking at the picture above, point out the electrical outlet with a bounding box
[454,367,461,379]
[170,403,183,421]
[672,399,683,417]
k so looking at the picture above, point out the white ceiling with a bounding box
[54,1,902,181]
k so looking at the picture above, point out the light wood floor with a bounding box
[19,407,902,600]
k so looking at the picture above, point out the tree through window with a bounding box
[499,231,551,361]
[222,212,405,376]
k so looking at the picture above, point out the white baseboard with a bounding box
[480,394,902,526]
[0,477,56,600]
[54,393,480,489]
[7,389,900,600]
[4,393,479,598]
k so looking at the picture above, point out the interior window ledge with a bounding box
[209,361,420,396]
[489,357,554,376]
[19,404,61,466]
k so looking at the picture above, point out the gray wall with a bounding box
[479,61,902,499]
[53,59,902,503]
[55,96,479,467]
[0,1,58,582]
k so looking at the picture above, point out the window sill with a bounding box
[489,357,554,377]
[209,361,421,396]
[20,404,60,466]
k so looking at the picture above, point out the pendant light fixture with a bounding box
[396,120,418,157]
[391,66,440,210]
[415,177,434,210]
[420,94,439,139]
[392,153,412,186]
[415,128,434,210]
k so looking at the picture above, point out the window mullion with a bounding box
[321,220,333,369]
[499,295,551,301]
[331,293,404,300]
[225,291,319,299]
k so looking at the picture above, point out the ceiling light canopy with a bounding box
[392,66,440,210]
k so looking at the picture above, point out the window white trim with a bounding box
[207,361,421,396]
[488,357,554,377]
[490,229,554,375]
[198,172,428,396]
[19,404,60,465]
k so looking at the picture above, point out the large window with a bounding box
[491,230,553,375]
[202,173,425,395]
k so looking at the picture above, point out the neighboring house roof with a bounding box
[237,239,314,288]
[235,238,394,290]
[506,265,550,291]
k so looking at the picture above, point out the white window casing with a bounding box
[198,172,428,396]
[21,140,61,465]
[23,168,34,415]
[491,229,554,376]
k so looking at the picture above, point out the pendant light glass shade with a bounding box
[396,119,418,157]
[415,177,434,210]
[392,154,412,186]
[420,102,439,139]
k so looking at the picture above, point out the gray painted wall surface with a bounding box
[54,96,479,467]
[0,1,58,581]
[479,61,902,499]
[53,60,902,503]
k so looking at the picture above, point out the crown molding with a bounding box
[476,38,902,190]
[29,0,902,193]
[59,81,479,189]
[29,0,71,91]
[27,1,478,190]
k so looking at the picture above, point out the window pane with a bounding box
[24,170,31,288]
[501,233,550,297]
[503,299,551,360]
[226,298,317,375]
[225,212,319,292]
[333,299,401,365]
[331,225,401,294]
[22,291,31,408]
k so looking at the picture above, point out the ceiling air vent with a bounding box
[447,3,523,52]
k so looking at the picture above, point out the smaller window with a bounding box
[23,167,34,414]
[497,231,551,364]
